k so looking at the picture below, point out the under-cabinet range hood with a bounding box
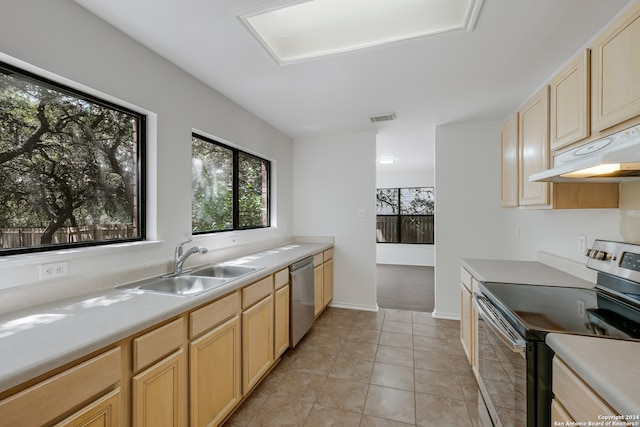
[530,124,640,182]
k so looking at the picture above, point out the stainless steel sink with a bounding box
[189,264,262,279]
[135,276,227,296]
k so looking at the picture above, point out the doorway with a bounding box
[376,264,434,312]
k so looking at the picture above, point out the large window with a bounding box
[192,134,270,233]
[376,187,434,244]
[0,62,146,256]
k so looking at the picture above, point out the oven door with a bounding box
[474,293,528,427]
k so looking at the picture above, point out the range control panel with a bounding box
[587,240,640,283]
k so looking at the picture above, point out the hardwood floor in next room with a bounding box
[223,307,480,427]
[376,264,434,312]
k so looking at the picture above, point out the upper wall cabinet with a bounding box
[518,86,550,207]
[592,1,640,132]
[500,113,519,207]
[550,50,590,151]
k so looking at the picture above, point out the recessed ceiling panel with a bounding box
[241,0,483,64]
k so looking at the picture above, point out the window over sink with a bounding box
[191,133,270,233]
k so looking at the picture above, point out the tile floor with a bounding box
[224,307,480,427]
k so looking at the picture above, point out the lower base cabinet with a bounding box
[55,388,121,427]
[190,315,241,427]
[132,349,186,427]
[242,294,274,393]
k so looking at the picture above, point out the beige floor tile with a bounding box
[311,322,352,338]
[378,331,413,349]
[340,340,378,361]
[383,310,413,323]
[411,312,438,325]
[315,377,369,413]
[225,392,268,426]
[412,335,450,354]
[248,395,313,427]
[273,369,328,402]
[347,328,381,344]
[375,345,414,367]
[359,415,415,427]
[414,368,465,400]
[353,317,385,331]
[370,363,415,391]
[412,323,447,338]
[382,320,414,334]
[329,356,374,383]
[303,404,362,426]
[286,348,337,376]
[415,393,473,427]
[413,349,457,373]
[363,385,416,425]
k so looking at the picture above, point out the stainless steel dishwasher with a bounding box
[289,256,315,347]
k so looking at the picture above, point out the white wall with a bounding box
[0,0,293,313]
[293,133,378,311]
[434,121,622,319]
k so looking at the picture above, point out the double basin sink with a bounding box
[120,264,264,296]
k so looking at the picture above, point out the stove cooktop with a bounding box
[480,282,640,342]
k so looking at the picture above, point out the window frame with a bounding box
[191,133,271,234]
[376,187,434,245]
[0,60,147,257]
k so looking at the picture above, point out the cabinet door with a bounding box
[314,264,324,316]
[460,283,472,365]
[519,86,550,206]
[500,113,519,207]
[323,258,333,307]
[132,348,186,427]
[550,49,590,150]
[274,284,290,358]
[242,295,274,392]
[592,1,640,131]
[190,315,241,427]
[54,389,121,427]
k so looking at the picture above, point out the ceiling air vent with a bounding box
[369,112,396,123]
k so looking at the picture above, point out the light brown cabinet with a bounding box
[552,356,619,423]
[55,388,121,427]
[242,293,274,393]
[132,349,186,427]
[274,268,290,358]
[500,112,519,207]
[459,267,477,375]
[550,49,590,150]
[189,292,241,427]
[592,0,640,132]
[0,347,122,426]
[314,249,334,317]
[519,86,551,207]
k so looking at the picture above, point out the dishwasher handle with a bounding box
[473,293,526,353]
[290,256,314,272]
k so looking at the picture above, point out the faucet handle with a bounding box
[175,239,192,258]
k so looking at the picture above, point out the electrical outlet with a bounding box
[578,235,587,253]
[39,262,69,280]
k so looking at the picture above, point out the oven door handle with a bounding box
[473,293,527,354]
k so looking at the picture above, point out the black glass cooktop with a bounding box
[480,282,640,342]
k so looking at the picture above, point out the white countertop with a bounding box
[0,241,331,393]
[546,333,640,417]
[461,258,595,288]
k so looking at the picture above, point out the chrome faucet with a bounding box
[170,239,208,276]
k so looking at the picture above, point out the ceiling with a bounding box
[73,0,631,173]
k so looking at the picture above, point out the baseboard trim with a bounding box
[328,301,379,312]
[431,310,460,321]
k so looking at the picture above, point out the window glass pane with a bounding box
[400,187,434,215]
[238,152,269,228]
[400,216,434,244]
[376,216,399,243]
[376,188,399,214]
[192,137,233,232]
[0,63,144,255]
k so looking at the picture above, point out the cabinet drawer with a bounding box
[313,253,323,267]
[191,291,241,338]
[133,317,185,372]
[553,357,617,421]
[243,276,274,309]
[0,347,121,427]
[460,268,472,292]
[274,268,289,290]
[323,248,333,261]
